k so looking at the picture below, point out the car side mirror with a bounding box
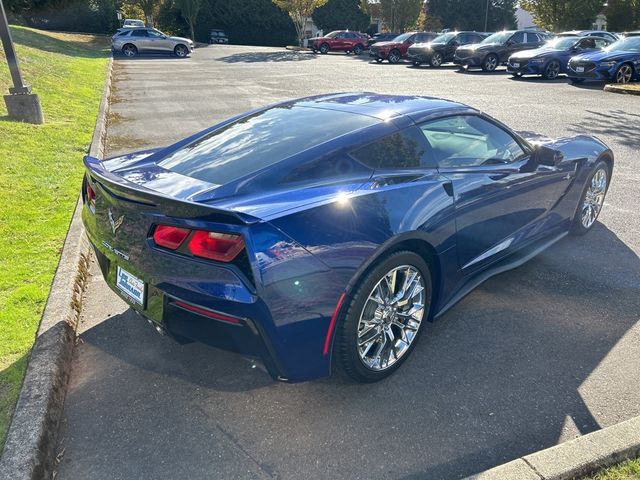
[506,40,514,46]
[534,145,563,167]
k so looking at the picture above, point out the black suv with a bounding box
[407,31,487,67]
[454,30,546,71]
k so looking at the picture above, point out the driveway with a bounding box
[56,45,640,480]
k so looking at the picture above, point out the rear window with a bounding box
[158,106,378,185]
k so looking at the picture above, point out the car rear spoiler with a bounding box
[83,155,261,225]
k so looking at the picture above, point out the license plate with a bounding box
[513,62,520,68]
[576,66,584,73]
[116,266,145,305]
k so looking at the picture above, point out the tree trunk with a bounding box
[189,19,195,41]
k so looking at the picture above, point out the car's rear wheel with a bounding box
[353,44,364,55]
[335,251,432,383]
[430,52,443,67]
[482,53,498,72]
[543,60,560,80]
[615,63,633,84]
[388,49,401,64]
[174,44,189,57]
[122,43,137,57]
[320,43,330,54]
[570,160,610,235]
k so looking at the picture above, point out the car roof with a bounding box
[286,93,474,121]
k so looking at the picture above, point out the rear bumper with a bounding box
[87,233,289,380]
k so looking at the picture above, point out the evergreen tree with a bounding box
[312,0,370,33]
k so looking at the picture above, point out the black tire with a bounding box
[320,43,329,54]
[334,251,433,383]
[429,52,443,67]
[376,58,383,63]
[388,49,402,64]
[353,44,364,55]
[543,59,560,80]
[122,43,137,57]
[570,160,610,236]
[481,53,498,72]
[615,63,633,84]
[174,44,189,58]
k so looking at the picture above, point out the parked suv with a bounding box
[309,31,368,55]
[210,29,229,44]
[407,31,486,67]
[454,30,546,71]
[369,31,438,63]
[112,27,194,58]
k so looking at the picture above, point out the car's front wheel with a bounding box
[570,160,610,235]
[543,60,560,80]
[482,53,498,72]
[320,43,330,54]
[174,44,189,57]
[353,44,364,55]
[388,49,402,64]
[615,63,633,84]
[335,251,432,382]
[430,52,443,67]
[122,43,137,57]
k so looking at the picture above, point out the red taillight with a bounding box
[187,231,244,262]
[153,225,191,250]
[86,179,96,211]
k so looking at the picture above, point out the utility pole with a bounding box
[484,0,490,31]
[1,0,44,124]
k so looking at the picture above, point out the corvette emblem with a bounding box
[108,209,124,234]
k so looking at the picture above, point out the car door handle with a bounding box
[489,173,509,180]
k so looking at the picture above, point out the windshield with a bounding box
[326,31,340,38]
[544,37,580,50]
[607,36,640,52]
[158,106,378,185]
[481,31,514,44]
[432,32,456,44]
[393,33,413,42]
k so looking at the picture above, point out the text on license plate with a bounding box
[576,66,584,73]
[116,266,145,305]
[513,62,520,68]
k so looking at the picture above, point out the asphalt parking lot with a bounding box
[56,45,640,480]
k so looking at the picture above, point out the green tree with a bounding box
[379,0,423,32]
[175,0,201,39]
[519,0,604,31]
[272,0,329,45]
[312,0,370,32]
[606,0,637,31]
[133,0,161,25]
[426,0,516,31]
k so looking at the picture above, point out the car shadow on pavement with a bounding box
[508,76,569,84]
[64,222,640,480]
[569,109,640,149]
[217,51,316,63]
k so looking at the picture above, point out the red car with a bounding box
[309,30,369,55]
[369,31,438,63]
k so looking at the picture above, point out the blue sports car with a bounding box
[567,36,640,84]
[82,93,613,383]
[508,36,611,79]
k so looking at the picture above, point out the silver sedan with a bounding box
[112,28,194,58]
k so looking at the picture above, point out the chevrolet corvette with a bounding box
[82,93,613,383]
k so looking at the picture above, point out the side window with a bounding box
[456,33,468,44]
[345,32,356,39]
[406,34,416,43]
[148,30,163,38]
[579,37,597,49]
[350,127,432,170]
[418,115,527,169]
[594,38,610,48]
[510,32,525,43]
[131,29,148,37]
[337,32,347,39]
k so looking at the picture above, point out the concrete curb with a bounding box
[604,84,640,95]
[0,56,113,480]
[465,416,640,480]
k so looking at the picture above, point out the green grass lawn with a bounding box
[0,26,109,451]
[586,458,640,479]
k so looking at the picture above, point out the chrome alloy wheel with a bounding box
[581,168,607,229]
[484,54,497,71]
[545,60,560,79]
[616,64,633,84]
[431,52,443,67]
[357,265,425,371]
[388,50,401,63]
